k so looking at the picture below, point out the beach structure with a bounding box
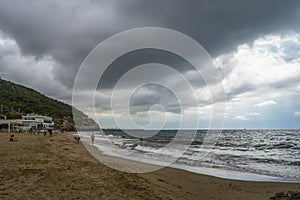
[0,114,54,132]
[20,114,54,130]
[0,119,19,132]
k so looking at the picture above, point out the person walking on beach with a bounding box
[48,129,53,142]
[91,133,95,146]
[49,129,52,137]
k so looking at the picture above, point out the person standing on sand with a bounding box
[49,129,52,137]
[48,129,53,142]
[91,133,95,146]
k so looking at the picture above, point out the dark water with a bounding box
[81,129,300,181]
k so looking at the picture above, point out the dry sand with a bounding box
[0,132,299,200]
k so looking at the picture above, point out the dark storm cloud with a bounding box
[0,0,129,88]
[0,0,300,92]
[129,84,181,114]
[115,0,300,55]
[0,0,300,123]
[98,49,207,89]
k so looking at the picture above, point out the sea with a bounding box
[79,129,300,182]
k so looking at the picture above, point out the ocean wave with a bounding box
[80,129,300,180]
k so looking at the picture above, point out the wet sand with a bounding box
[0,132,299,200]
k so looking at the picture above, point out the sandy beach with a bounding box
[1,132,299,200]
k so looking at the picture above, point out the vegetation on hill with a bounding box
[0,78,96,130]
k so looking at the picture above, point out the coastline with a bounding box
[82,139,299,183]
[1,131,299,200]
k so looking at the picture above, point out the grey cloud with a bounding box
[97,49,202,89]
[225,74,300,101]
[129,84,181,114]
[0,0,300,119]
[0,0,130,88]
[0,0,299,92]
[271,76,300,91]
[115,0,300,56]
[226,83,257,100]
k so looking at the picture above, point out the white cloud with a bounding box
[212,32,300,127]
[215,32,300,97]
[235,116,248,120]
[247,112,260,116]
[231,112,260,121]
[254,100,277,107]
[294,111,300,117]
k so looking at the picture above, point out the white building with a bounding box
[0,114,55,132]
[20,114,54,130]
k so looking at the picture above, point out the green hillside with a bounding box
[0,78,96,130]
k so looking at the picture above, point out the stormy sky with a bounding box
[0,0,300,128]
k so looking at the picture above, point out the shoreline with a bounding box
[82,140,300,183]
[1,131,300,199]
[79,133,300,183]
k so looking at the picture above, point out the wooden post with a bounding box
[8,122,10,132]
